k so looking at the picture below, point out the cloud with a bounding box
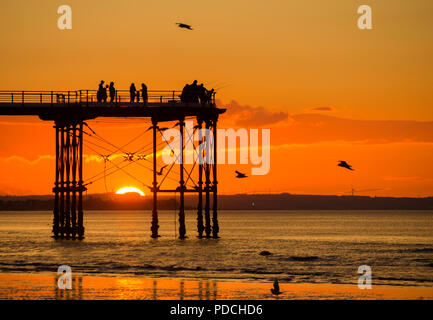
[217,100,289,127]
[308,106,335,112]
[0,155,54,165]
[271,113,433,145]
[383,176,432,182]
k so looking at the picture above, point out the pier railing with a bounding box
[0,90,216,106]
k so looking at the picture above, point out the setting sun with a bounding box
[115,187,145,197]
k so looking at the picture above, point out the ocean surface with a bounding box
[0,210,432,287]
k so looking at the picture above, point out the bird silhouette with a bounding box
[235,170,248,178]
[270,279,283,295]
[338,160,354,171]
[176,23,193,30]
[157,165,168,176]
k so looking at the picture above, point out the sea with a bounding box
[0,210,432,287]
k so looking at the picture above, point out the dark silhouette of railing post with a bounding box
[179,119,186,239]
[212,119,219,238]
[196,119,204,238]
[204,120,211,238]
[151,119,159,238]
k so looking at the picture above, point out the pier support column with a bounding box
[64,124,71,238]
[178,119,186,239]
[53,121,86,240]
[77,122,85,239]
[151,119,159,238]
[52,125,60,238]
[204,120,211,238]
[196,119,204,238]
[212,120,219,238]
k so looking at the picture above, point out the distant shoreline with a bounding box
[1,193,433,211]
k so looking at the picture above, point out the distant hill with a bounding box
[1,193,432,211]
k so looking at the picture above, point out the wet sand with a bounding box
[0,273,432,300]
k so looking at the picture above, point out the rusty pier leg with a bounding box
[212,120,219,238]
[178,119,186,239]
[151,119,159,238]
[196,119,204,238]
[52,124,60,239]
[53,121,85,240]
[77,122,85,239]
[204,120,211,238]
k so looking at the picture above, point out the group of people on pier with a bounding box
[96,81,148,105]
[95,80,214,105]
[129,83,148,105]
[181,80,215,105]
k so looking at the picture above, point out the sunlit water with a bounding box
[0,210,432,286]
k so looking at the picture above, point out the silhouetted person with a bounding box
[206,89,215,105]
[198,83,206,104]
[109,82,116,103]
[141,83,148,106]
[97,80,105,103]
[190,80,199,103]
[136,89,140,103]
[102,85,108,102]
[130,83,136,103]
[181,83,191,103]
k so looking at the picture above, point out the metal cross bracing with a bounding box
[76,117,220,240]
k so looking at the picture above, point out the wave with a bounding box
[280,256,320,262]
[400,248,433,253]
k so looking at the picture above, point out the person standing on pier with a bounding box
[109,82,116,103]
[97,80,105,102]
[102,85,108,102]
[141,83,148,106]
[130,83,136,103]
[136,88,140,103]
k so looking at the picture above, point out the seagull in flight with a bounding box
[157,165,168,176]
[338,161,354,171]
[270,279,283,296]
[235,170,248,178]
[176,23,193,30]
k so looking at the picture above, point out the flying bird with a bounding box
[235,170,248,178]
[338,161,354,171]
[157,165,168,176]
[270,279,283,296]
[176,23,193,30]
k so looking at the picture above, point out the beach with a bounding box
[0,273,432,300]
[0,210,432,300]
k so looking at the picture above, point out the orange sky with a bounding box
[1,0,433,197]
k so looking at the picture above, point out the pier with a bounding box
[0,89,225,240]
